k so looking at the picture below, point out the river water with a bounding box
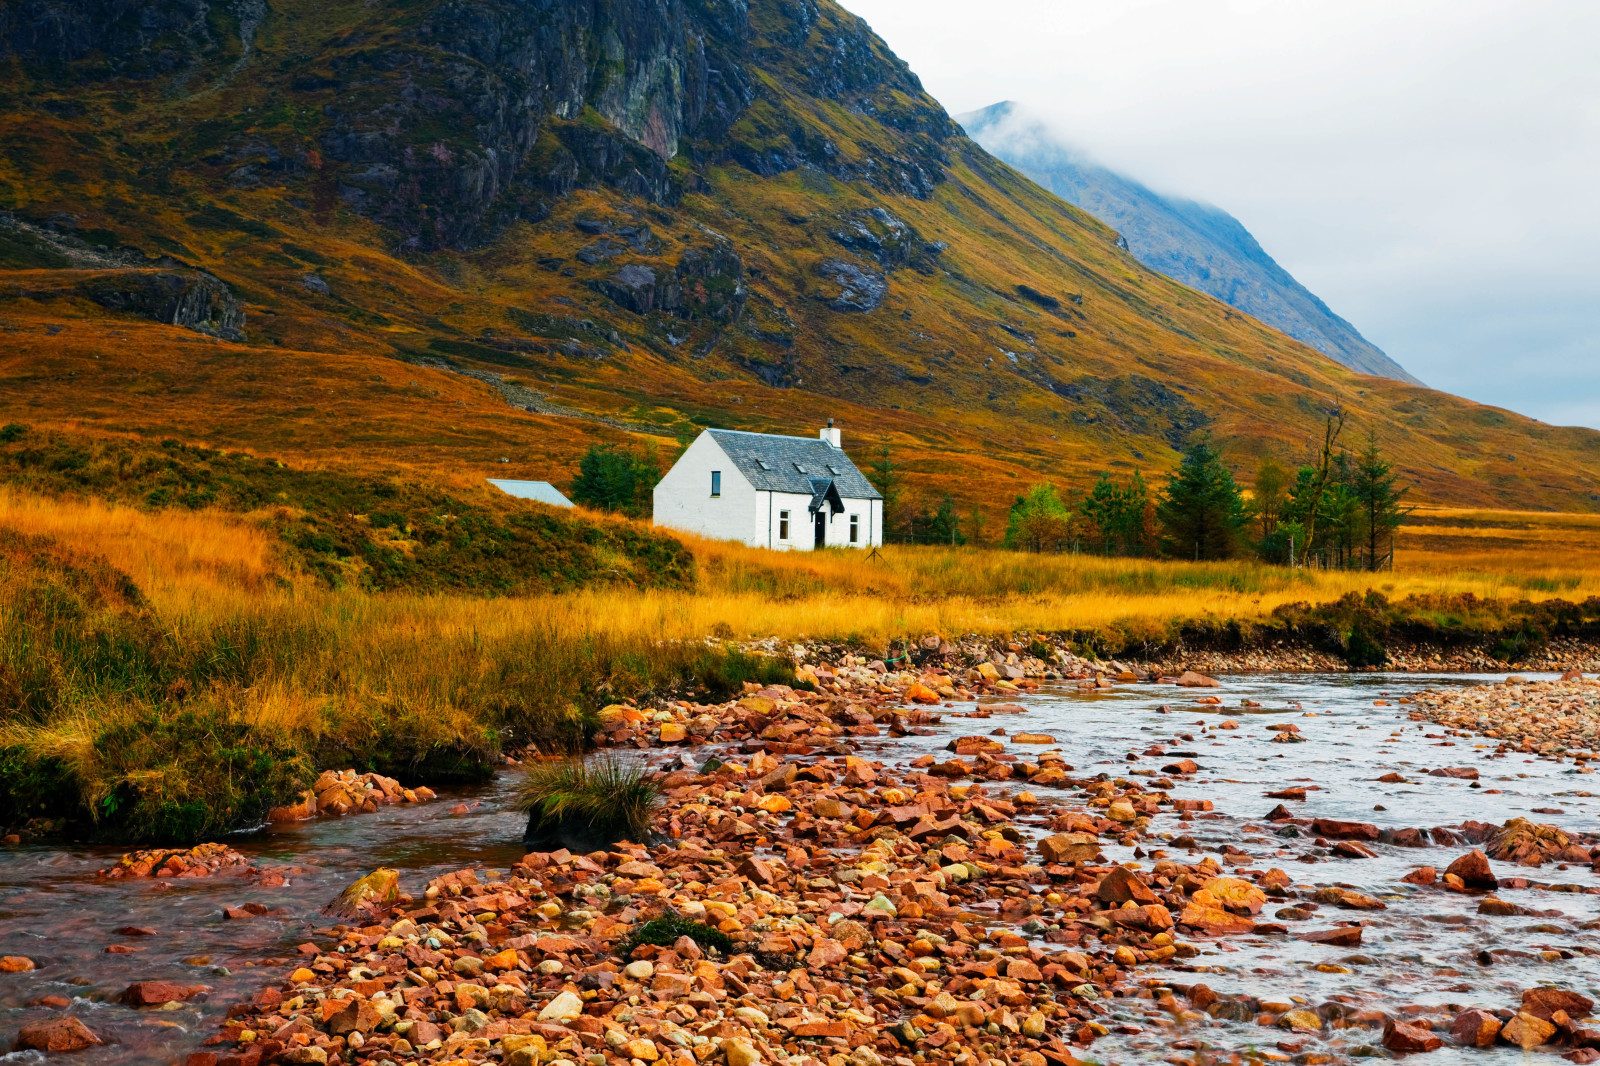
[2,671,1596,1064]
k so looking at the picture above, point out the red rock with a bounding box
[16,1016,102,1052]
[807,938,846,969]
[1384,1020,1442,1053]
[1265,788,1307,800]
[1523,987,1595,1022]
[1444,849,1499,890]
[1299,927,1363,947]
[1310,818,1380,841]
[0,956,35,972]
[1264,804,1295,821]
[1095,866,1158,905]
[1377,772,1407,783]
[1162,760,1199,775]
[121,981,208,1006]
[115,926,156,936]
[1401,866,1437,885]
[1332,841,1379,859]
[1428,766,1479,779]
[1177,671,1221,688]
[1451,1008,1503,1047]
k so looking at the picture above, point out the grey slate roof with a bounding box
[706,430,882,500]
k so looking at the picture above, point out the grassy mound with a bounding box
[0,426,693,595]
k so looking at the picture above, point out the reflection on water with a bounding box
[2,672,1595,1063]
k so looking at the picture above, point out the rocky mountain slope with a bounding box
[0,0,1595,515]
[959,101,1417,385]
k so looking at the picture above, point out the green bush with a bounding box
[619,915,734,958]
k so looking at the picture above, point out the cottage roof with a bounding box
[705,430,882,500]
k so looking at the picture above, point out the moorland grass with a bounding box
[6,474,1600,844]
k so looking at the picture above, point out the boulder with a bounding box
[1095,866,1157,905]
[1038,833,1100,864]
[1384,1020,1443,1053]
[1310,818,1380,841]
[1177,671,1221,688]
[121,981,208,1006]
[1451,1008,1503,1047]
[1502,1012,1557,1048]
[1523,987,1595,1022]
[1298,927,1363,947]
[16,1016,102,1052]
[1445,849,1499,890]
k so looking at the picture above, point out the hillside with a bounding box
[958,101,1418,385]
[0,0,1596,520]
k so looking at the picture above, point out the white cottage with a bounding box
[652,422,884,550]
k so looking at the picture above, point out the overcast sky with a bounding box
[841,0,1600,429]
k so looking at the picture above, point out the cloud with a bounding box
[841,0,1600,427]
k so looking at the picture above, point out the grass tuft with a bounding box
[513,757,661,847]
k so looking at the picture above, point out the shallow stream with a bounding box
[3,671,1596,1064]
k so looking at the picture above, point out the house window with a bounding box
[710,471,721,497]
[779,510,790,540]
[850,514,859,543]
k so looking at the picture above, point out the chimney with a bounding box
[820,418,841,448]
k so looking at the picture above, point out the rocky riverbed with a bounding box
[10,663,1600,1065]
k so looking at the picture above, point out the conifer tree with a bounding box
[1156,442,1251,560]
[1353,431,1409,569]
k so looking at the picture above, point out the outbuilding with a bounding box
[652,422,883,550]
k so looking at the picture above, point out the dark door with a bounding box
[814,511,826,549]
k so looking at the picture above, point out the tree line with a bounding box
[871,416,1408,568]
[560,417,1408,568]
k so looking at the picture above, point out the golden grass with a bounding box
[8,485,1600,841]
[9,490,1600,655]
[0,485,283,601]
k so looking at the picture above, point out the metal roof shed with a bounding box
[487,480,575,508]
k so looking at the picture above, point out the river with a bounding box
[2,671,1595,1064]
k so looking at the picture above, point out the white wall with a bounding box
[652,434,757,545]
[652,432,882,550]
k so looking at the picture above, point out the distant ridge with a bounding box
[958,101,1419,385]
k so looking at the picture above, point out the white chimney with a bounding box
[820,418,841,448]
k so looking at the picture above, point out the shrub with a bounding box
[619,915,734,958]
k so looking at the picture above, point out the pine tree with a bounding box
[1080,471,1152,556]
[1353,431,1409,569]
[927,495,965,545]
[1253,456,1289,537]
[1156,442,1251,560]
[866,439,902,537]
[570,443,658,517]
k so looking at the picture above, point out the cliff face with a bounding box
[2,0,951,249]
[960,101,1419,386]
[1,0,1597,512]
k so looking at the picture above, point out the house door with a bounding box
[813,511,826,549]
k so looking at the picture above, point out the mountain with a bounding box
[959,101,1418,385]
[0,0,1596,518]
